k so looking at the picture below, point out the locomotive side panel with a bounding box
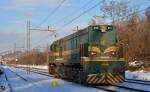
[48,28,90,80]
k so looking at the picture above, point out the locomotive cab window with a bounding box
[107,26,113,31]
[93,26,99,30]
[92,26,101,32]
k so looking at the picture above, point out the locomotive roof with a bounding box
[52,24,112,45]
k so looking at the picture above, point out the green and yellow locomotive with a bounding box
[48,25,125,85]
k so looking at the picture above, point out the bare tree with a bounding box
[100,0,128,25]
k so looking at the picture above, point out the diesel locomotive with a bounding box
[48,25,125,85]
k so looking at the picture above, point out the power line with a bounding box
[28,22,56,49]
[32,1,149,49]
[54,0,95,25]
[58,0,103,29]
[32,1,102,47]
[30,0,67,49]
[37,0,67,27]
[32,32,56,48]
[32,0,94,47]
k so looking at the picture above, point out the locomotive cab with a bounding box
[80,25,125,84]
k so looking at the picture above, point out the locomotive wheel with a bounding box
[49,64,55,74]
[65,67,71,79]
[71,68,85,84]
[54,66,61,78]
[77,70,86,84]
[58,65,65,78]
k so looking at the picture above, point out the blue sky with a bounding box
[0,0,150,52]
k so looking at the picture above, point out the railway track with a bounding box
[3,68,30,92]
[125,79,150,85]
[7,68,28,82]
[5,67,47,92]
[112,84,149,92]
[30,69,150,92]
[93,85,118,92]
[94,81,150,92]
[4,70,13,92]
[95,85,139,92]
[94,80,150,92]
[93,83,150,92]
[10,65,150,92]
[15,66,53,77]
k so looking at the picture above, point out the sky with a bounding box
[0,0,150,53]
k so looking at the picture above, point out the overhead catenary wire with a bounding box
[54,0,95,25]
[32,0,101,48]
[32,1,149,49]
[37,0,67,27]
[33,32,56,48]
[30,0,67,49]
[33,7,148,49]
[58,0,104,30]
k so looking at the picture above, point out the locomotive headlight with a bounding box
[104,46,118,54]
[88,46,101,55]
[54,52,60,56]
[107,26,113,31]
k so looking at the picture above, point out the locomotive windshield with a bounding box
[89,25,117,56]
[100,25,107,32]
[92,25,113,32]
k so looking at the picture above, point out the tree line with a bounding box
[7,49,47,65]
[100,0,150,70]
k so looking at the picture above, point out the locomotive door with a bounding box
[79,43,89,81]
[80,43,89,68]
[79,43,89,57]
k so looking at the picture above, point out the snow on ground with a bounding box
[17,64,48,70]
[1,66,105,92]
[15,64,150,81]
[1,65,150,92]
[126,70,150,81]
[0,69,9,92]
[116,81,150,91]
[16,64,150,81]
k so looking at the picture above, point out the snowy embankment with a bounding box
[126,70,150,81]
[16,64,48,70]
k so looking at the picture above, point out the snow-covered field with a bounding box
[0,66,105,92]
[0,65,150,92]
[126,70,150,81]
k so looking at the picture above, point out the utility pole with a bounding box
[14,43,17,67]
[46,43,49,66]
[31,26,56,71]
[27,21,31,53]
[27,21,31,74]
[26,21,56,74]
[14,43,16,53]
